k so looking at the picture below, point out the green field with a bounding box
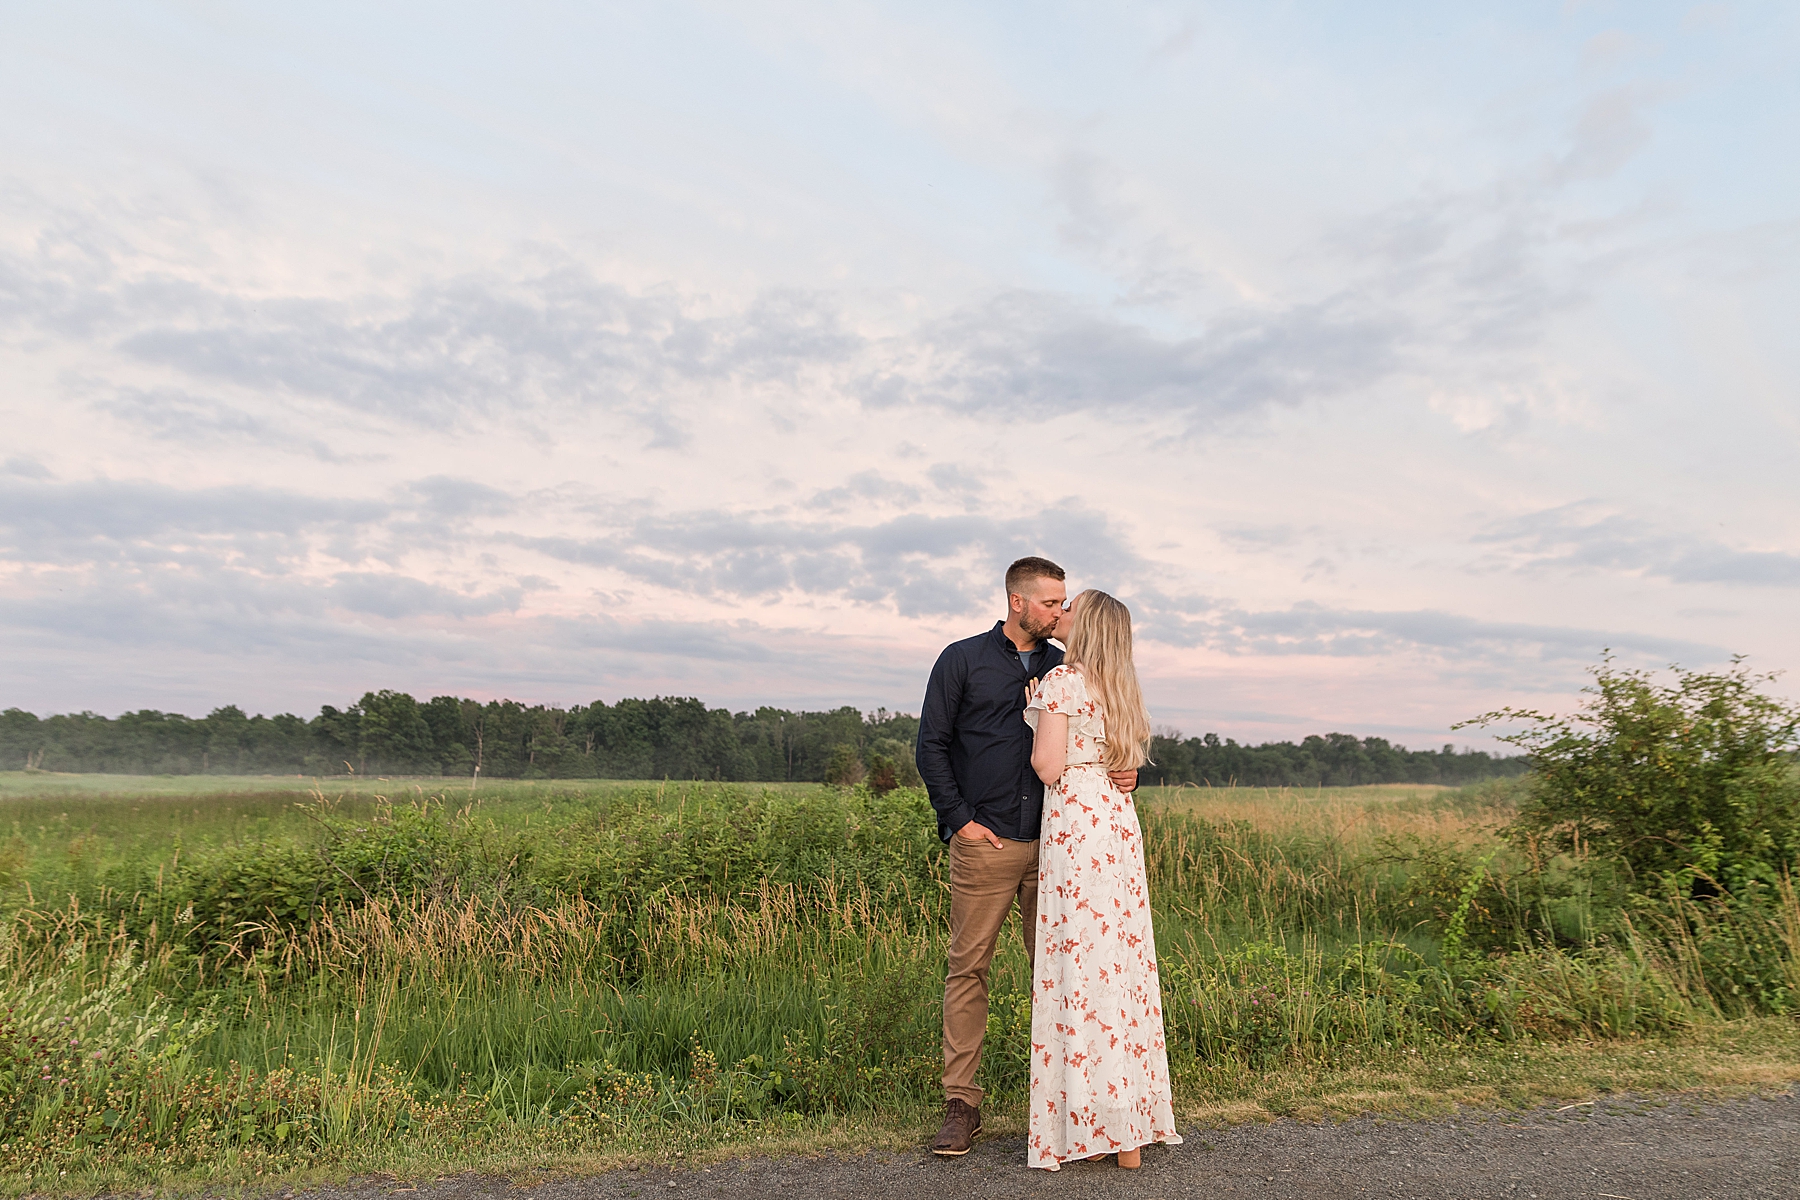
[3,771,1798,1193]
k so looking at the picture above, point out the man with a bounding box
[915,555,1138,1156]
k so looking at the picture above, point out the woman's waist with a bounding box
[1062,759,1109,770]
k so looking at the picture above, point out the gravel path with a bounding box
[283,1090,1797,1200]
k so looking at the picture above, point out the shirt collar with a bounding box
[991,619,1042,657]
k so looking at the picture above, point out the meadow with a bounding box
[3,771,1799,1194]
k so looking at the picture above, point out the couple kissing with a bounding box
[915,556,1182,1172]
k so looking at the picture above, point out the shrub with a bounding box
[822,744,865,787]
[867,738,922,789]
[1469,656,1800,897]
[865,755,899,795]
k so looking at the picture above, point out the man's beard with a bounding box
[1020,610,1059,641]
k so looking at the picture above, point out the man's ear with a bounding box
[1008,591,1024,614]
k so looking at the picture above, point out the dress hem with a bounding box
[1027,1133,1186,1171]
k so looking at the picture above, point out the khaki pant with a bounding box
[942,834,1039,1107]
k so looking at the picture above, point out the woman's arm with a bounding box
[1031,710,1068,785]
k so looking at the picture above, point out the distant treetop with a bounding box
[0,693,1524,787]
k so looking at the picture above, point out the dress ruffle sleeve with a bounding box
[1024,664,1080,734]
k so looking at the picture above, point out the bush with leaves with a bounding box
[821,743,866,787]
[1468,656,1800,898]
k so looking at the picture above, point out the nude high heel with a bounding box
[1117,1148,1141,1169]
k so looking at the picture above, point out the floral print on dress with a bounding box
[1022,665,1182,1170]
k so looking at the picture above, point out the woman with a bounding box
[1023,589,1181,1171]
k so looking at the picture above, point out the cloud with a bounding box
[509,504,1140,616]
[0,473,546,586]
[1215,524,1304,551]
[864,290,1405,426]
[3,210,1435,441]
[1135,595,1719,669]
[8,459,1707,721]
[546,614,787,665]
[1551,85,1660,184]
[924,462,986,497]
[0,477,387,568]
[0,457,1148,714]
[10,163,1622,462]
[328,573,524,619]
[103,277,694,426]
[2,457,52,480]
[0,463,1139,638]
[0,559,730,670]
[0,557,925,717]
[403,476,517,519]
[0,564,341,657]
[94,386,354,462]
[1,228,869,438]
[806,470,922,513]
[1477,505,1800,587]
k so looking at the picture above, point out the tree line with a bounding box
[0,692,921,784]
[1140,730,1529,788]
[0,692,1525,787]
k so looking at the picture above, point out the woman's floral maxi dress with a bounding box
[1023,665,1181,1170]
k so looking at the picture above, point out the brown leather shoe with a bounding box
[930,1099,981,1156]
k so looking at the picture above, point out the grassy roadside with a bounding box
[14,1021,1800,1197]
[1176,1017,1800,1125]
[4,776,1799,1196]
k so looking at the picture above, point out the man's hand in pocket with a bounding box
[957,820,1005,849]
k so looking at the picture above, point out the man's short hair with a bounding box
[1005,556,1066,596]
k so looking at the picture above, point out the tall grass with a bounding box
[2,777,1796,1183]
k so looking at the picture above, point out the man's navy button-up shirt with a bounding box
[916,620,1065,844]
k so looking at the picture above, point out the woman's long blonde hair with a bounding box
[1063,589,1152,772]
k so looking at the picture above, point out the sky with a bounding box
[2,2,1797,747]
